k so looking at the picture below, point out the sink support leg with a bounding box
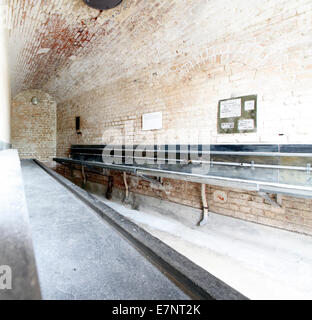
[123,172,129,200]
[199,183,209,226]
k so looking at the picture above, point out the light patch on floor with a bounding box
[96,195,312,300]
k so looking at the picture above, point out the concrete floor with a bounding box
[95,195,312,300]
[21,160,189,300]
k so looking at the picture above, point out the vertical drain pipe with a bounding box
[123,172,129,199]
[81,165,87,186]
[200,184,209,226]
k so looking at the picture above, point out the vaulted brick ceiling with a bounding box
[6,0,299,102]
[8,0,201,102]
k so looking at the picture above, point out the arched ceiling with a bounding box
[7,0,205,102]
[6,0,299,102]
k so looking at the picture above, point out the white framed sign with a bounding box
[238,119,254,131]
[244,100,255,111]
[220,98,242,119]
[142,112,163,131]
[221,122,234,130]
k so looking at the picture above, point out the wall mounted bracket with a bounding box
[137,174,164,188]
[258,192,281,208]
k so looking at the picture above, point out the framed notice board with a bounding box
[217,95,257,134]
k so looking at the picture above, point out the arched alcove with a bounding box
[11,90,57,163]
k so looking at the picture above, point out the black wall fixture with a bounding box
[83,0,123,10]
[76,116,82,135]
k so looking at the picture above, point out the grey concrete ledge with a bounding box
[0,150,41,300]
[35,159,247,300]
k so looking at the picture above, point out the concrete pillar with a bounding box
[0,3,10,150]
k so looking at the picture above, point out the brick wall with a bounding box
[56,164,312,235]
[57,0,312,154]
[53,0,312,234]
[11,90,56,163]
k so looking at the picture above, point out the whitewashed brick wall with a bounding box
[11,90,56,163]
[7,0,312,234]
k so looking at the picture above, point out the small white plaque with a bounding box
[220,99,241,119]
[221,122,234,130]
[142,112,163,131]
[238,119,254,131]
[244,100,255,111]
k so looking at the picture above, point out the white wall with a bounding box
[0,6,10,146]
[57,0,312,153]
